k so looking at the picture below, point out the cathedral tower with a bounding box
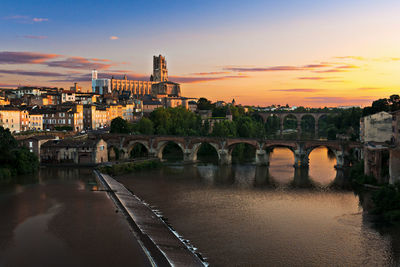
[152,55,168,82]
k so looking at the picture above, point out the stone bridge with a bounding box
[94,134,361,168]
[255,112,332,137]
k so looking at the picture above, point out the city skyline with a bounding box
[1,0,400,107]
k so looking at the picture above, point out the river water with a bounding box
[0,168,151,267]
[117,147,400,266]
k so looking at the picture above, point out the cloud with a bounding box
[0,51,120,70]
[45,56,116,70]
[0,83,19,88]
[304,96,372,104]
[297,77,331,80]
[334,56,365,61]
[0,69,69,77]
[32,18,48,22]
[109,36,119,40]
[3,15,49,23]
[270,88,322,93]
[190,71,231,76]
[171,75,248,84]
[224,64,332,73]
[0,51,60,64]
[357,87,383,91]
[22,35,48,39]
[313,64,359,73]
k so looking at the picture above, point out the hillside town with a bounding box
[0,55,198,133]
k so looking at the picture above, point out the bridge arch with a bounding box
[127,141,150,159]
[156,140,185,161]
[265,114,280,137]
[300,114,316,139]
[228,141,258,163]
[282,114,298,138]
[305,145,338,166]
[191,142,221,161]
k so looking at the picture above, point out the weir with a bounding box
[94,170,206,267]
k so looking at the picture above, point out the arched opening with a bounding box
[129,143,149,159]
[265,115,280,139]
[300,115,315,140]
[317,115,329,140]
[196,143,219,164]
[230,143,256,164]
[252,113,265,123]
[160,141,184,162]
[283,114,298,139]
[268,146,295,185]
[308,146,337,186]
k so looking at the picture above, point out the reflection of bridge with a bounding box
[94,134,361,169]
[255,112,332,137]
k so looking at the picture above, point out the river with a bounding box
[0,167,151,267]
[116,147,400,266]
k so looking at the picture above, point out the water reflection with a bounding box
[191,147,349,189]
[117,162,400,266]
[0,167,151,267]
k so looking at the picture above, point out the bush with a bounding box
[371,183,400,223]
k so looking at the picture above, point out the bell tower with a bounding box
[152,55,168,82]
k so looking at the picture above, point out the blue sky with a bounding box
[1,0,400,106]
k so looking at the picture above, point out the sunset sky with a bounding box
[1,0,400,107]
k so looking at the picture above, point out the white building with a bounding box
[91,70,111,95]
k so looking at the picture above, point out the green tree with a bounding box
[0,126,39,183]
[110,117,130,133]
[212,121,237,137]
[136,117,154,135]
[197,98,214,110]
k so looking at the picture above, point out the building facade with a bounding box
[0,108,21,132]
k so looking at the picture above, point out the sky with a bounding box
[1,0,400,107]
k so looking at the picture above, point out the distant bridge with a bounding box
[93,134,361,169]
[254,112,332,137]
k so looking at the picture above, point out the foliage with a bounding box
[351,161,377,186]
[0,126,39,184]
[133,117,154,135]
[211,120,237,137]
[372,183,400,223]
[150,107,202,136]
[110,117,131,134]
[362,94,400,116]
[197,97,214,110]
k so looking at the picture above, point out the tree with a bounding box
[212,121,236,137]
[197,98,214,110]
[0,126,39,183]
[136,117,154,135]
[110,117,130,134]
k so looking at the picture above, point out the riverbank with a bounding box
[94,170,206,266]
